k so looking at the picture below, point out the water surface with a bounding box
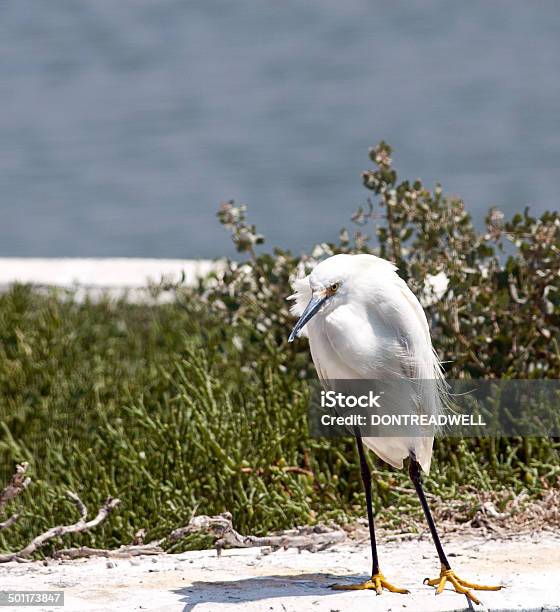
[2,1,559,258]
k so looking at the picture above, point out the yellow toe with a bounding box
[332,571,409,595]
[424,565,502,605]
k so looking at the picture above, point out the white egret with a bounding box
[288,253,501,604]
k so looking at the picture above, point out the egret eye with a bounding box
[329,283,340,293]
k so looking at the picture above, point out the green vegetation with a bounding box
[1,142,559,556]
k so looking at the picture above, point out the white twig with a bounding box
[0,493,120,563]
[170,512,346,556]
[55,542,164,560]
[0,513,20,531]
[0,463,30,516]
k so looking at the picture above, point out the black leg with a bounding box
[408,453,450,570]
[356,435,380,576]
[408,452,502,604]
[331,437,409,594]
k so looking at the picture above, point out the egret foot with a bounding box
[424,564,502,605]
[332,571,409,595]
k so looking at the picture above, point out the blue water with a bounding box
[2,2,559,259]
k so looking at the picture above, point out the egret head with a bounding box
[288,254,395,342]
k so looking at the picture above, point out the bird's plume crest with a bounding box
[287,275,312,323]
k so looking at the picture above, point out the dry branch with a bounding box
[0,493,120,563]
[0,462,30,515]
[170,512,346,556]
[0,513,20,532]
[0,462,31,533]
[240,466,314,478]
[54,542,164,560]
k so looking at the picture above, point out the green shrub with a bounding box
[0,142,558,556]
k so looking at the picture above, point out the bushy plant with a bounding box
[213,141,560,379]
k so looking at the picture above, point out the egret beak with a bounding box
[288,293,327,342]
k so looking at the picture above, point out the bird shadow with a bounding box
[173,571,358,611]
[172,571,476,611]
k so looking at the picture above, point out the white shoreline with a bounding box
[0,257,449,306]
[0,258,221,290]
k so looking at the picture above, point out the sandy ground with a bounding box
[1,533,559,612]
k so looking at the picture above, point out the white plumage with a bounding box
[288,253,447,473]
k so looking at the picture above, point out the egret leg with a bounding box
[331,436,409,595]
[408,454,502,605]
